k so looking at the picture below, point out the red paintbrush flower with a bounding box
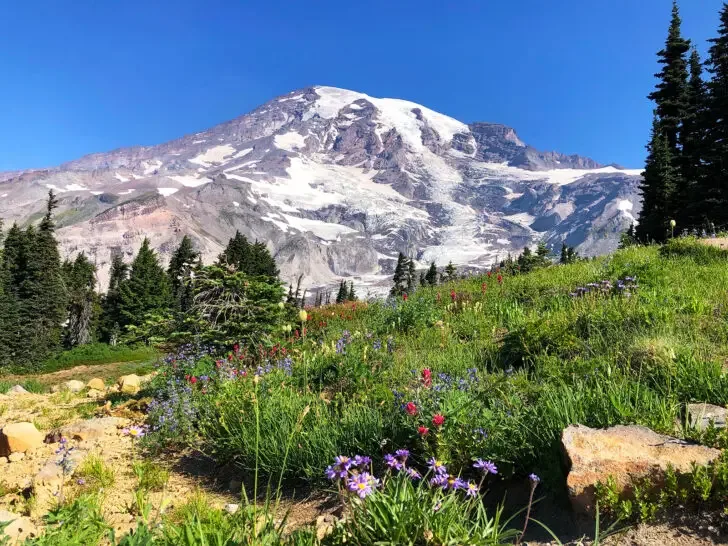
[405,401,418,416]
[432,414,445,427]
[418,425,429,436]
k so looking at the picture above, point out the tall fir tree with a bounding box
[62,253,98,347]
[336,279,348,303]
[444,261,457,282]
[703,3,728,227]
[390,252,407,296]
[425,262,438,286]
[648,0,691,154]
[100,252,129,344]
[118,238,172,332]
[406,257,416,293]
[636,117,677,242]
[348,281,357,301]
[25,191,67,363]
[675,49,708,228]
[218,231,279,280]
[167,235,199,313]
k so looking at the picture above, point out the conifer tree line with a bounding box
[0,197,285,369]
[390,253,460,295]
[638,1,728,241]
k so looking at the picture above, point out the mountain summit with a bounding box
[0,86,642,292]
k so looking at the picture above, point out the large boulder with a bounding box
[118,374,141,395]
[687,403,728,431]
[562,424,721,514]
[87,378,106,391]
[0,509,37,542]
[0,422,43,456]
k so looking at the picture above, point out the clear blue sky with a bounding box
[0,0,724,171]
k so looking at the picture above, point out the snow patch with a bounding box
[90,191,103,196]
[274,132,307,152]
[232,148,253,159]
[142,160,162,175]
[281,214,357,240]
[118,189,135,195]
[233,201,240,207]
[504,212,536,227]
[188,145,236,167]
[168,175,211,188]
[114,173,129,183]
[157,187,179,197]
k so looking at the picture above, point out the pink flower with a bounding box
[432,414,445,427]
[422,368,432,388]
[403,293,408,301]
[418,425,429,436]
[190,376,198,384]
[405,402,418,416]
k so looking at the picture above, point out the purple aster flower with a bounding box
[384,454,403,470]
[347,472,378,499]
[406,468,421,480]
[451,477,467,490]
[395,449,410,461]
[465,481,479,498]
[325,466,338,480]
[427,458,447,475]
[473,459,498,475]
[353,455,371,468]
[529,473,541,484]
[429,474,448,488]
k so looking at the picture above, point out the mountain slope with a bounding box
[0,86,642,294]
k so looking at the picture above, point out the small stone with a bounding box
[0,457,7,464]
[0,509,37,541]
[117,374,141,395]
[6,385,29,396]
[8,452,25,462]
[316,514,338,540]
[224,503,239,514]
[87,389,104,398]
[87,378,106,391]
[0,422,44,457]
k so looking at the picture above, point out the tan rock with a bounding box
[60,417,124,441]
[0,509,37,542]
[6,385,29,396]
[562,424,721,514]
[0,457,7,464]
[118,374,141,394]
[316,514,338,540]
[64,380,85,393]
[87,378,106,391]
[7,452,25,462]
[0,422,43,456]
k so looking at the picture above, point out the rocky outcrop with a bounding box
[118,374,141,394]
[87,378,106,391]
[562,424,721,514]
[687,403,728,431]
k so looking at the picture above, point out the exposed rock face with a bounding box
[0,86,642,295]
[0,422,44,456]
[562,424,721,514]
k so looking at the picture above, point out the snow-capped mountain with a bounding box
[0,86,642,294]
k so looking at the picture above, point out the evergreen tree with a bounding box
[118,238,172,332]
[218,231,279,280]
[100,253,128,344]
[336,279,348,303]
[637,118,677,242]
[419,272,426,287]
[348,281,357,301]
[167,236,199,314]
[648,0,691,154]
[24,191,67,362]
[249,240,279,280]
[560,242,569,264]
[62,253,98,347]
[406,258,416,293]
[444,261,456,282]
[425,262,438,286]
[702,3,728,227]
[390,252,407,296]
[218,231,251,272]
[678,49,709,228]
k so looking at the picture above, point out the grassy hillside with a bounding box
[148,239,728,490]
